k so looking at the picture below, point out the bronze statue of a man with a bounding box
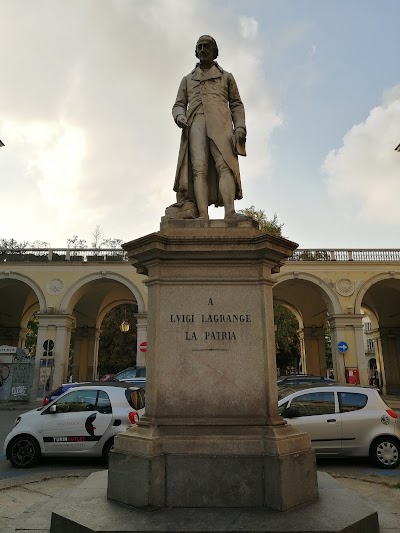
[172,35,247,220]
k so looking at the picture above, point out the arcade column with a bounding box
[327,314,366,385]
[72,326,101,381]
[134,313,147,366]
[302,326,326,376]
[31,313,75,401]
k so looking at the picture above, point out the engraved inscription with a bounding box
[170,299,250,344]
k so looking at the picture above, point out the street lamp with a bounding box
[120,305,130,332]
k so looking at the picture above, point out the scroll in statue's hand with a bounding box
[231,129,246,157]
[176,115,188,129]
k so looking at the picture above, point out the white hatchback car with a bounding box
[278,384,400,469]
[4,382,145,468]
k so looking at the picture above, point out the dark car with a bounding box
[99,373,117,381]
[114,366,146,381]
[277,374,336,386]
[42,382,83,406]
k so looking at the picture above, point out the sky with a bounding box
[1,0,400,250]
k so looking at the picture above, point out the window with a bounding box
[55,389,98,413]
[367,339,375,353]
[53,389,112,414]
[338,392,367,413]
[289,391,335,417]
[97,390,112,414]
[126,388,145,411]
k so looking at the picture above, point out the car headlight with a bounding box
[14,416,21,427]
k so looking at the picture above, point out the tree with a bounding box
[0,238,29,249]
[25,315,38,353]
[101,238,123,248]
[274,304,300,374]
[97,304,138,376]
[238,206,284,236]
[91,225,103,248]
[66,236,87,248]
[0,238,50,249]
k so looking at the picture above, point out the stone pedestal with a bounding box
[108,219,318,511]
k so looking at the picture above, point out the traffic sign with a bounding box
[139,342,147,353]
[43,339,54,352]
[337,341,349,353]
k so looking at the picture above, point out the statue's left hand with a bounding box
[235,129,246,146]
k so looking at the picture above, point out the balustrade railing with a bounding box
[288,249,400,262]
[1,248,400,263]
[0,248,128,262]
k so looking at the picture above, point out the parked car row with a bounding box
[4,372,399,470]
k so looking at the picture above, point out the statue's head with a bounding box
[195,35,219,61]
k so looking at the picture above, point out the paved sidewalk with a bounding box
[0,471,399,533]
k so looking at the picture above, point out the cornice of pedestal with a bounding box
[123,222,298,276]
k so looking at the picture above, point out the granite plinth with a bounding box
[50,470,379,533]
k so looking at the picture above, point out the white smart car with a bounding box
[4,382,145,468]
[278,384,400,468]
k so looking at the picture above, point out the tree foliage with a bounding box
[0,238,50,249]
[68,227,123,249]
[274,304,300,373]
[238,206,284,236]
[25,316,38,353]
[97,304,138,376]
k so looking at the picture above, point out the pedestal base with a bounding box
[108,424,318,511]
[50,471,379,533]
[117,221,318,513]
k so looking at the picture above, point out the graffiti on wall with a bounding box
[0,351,34,401]
[0,364,10,387]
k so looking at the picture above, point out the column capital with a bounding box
[36,313,76,329]
[327,314,364,329]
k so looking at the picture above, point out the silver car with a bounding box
[4,382,145,468]
[278,384,400,469]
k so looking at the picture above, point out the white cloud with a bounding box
[0,0,282,246]
[323,86,400,225]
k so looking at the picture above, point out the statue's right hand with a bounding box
[176,115,188,129]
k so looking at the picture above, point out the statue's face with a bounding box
[196,38,214,64]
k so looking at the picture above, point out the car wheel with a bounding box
[370,436,400,469]
[102,438,114,464]
[8,435,41,468]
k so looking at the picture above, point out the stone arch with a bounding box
[96,298,138,329]
[60,271,146,314]
[354,272,400,314]
[273,298,304,329]
[274,271,342,316]
[0,271,47,311]
[360,302,379,330]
